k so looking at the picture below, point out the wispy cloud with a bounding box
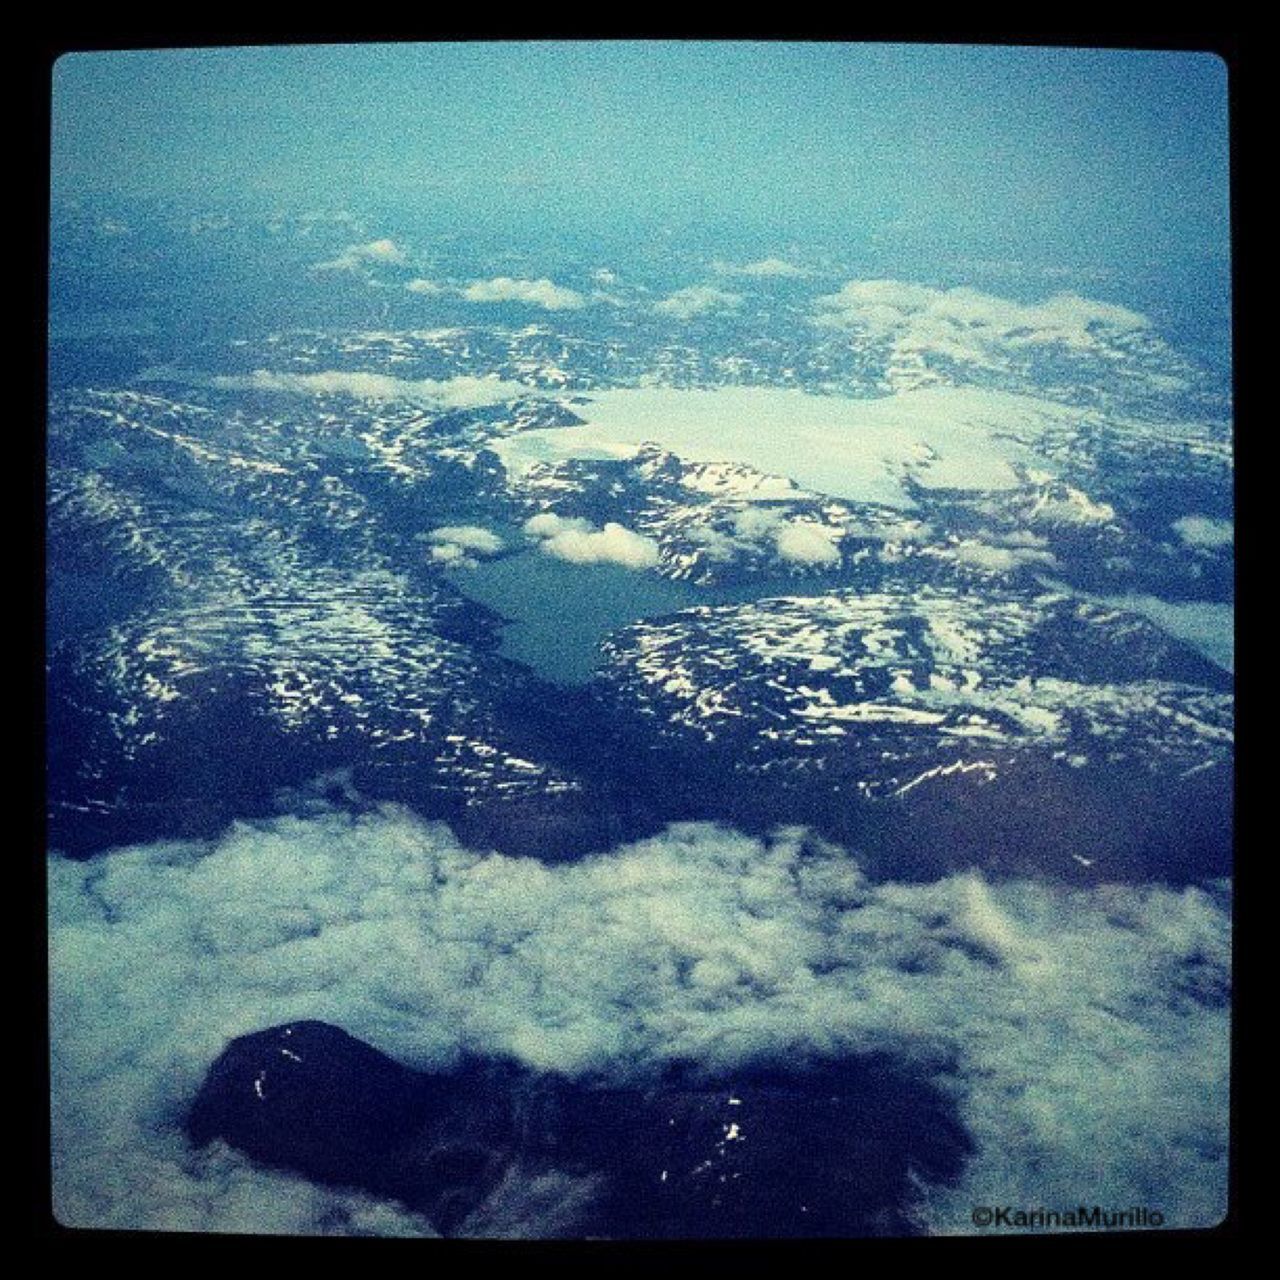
[314,238,409,272]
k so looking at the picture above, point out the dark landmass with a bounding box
[188,1020,972,1239]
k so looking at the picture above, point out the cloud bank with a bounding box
[523,512,660,570]
[49,810,1230,1236]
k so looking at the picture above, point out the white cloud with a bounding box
[946,540,1060,575]
[522,512,593,540]
[774,521,843,566]
[654,286,744,320]
[1025,486,1117,528]
[405,278,445,295]
[358,239,408,264]
[1173,516,1233,550]
[423,525,505,568]
[547,524,660,570]
[682,508,852,570]
[206,370,529,409]
[524,512,659,570]
[461,277,586,311]
[427,542,468,566]
[314,238,409,272]
[49,810,1230,1235]
[683,524,739,563]
[731,507,782,539]
[427,526,504,555]
[813,280,1151,368]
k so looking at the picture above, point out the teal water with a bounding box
[450,554,700,684]
[451,552,846,685]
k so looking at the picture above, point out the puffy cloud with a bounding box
[683,524,740,563]
[946,540,1060,575]
[1173,516,1233,550]
[548,524,660,570]
[522,512,592,539]
[816,279,937,331]
[427,526,504,555]
[357,238,408,264]
[426,542,468,566]
[314,238,409,272]
[681,508,853,570]
[731,507,783,539]
[774,521,843,567]
[49,810,1230,1235]
[524,512,659,570]
[683,509,855,570]
[461,277,586,311]
[405,278,445,295]
[205,370,529,408]
[813,280,1151,365]
[654,286,744,320]
[424,525,504,568]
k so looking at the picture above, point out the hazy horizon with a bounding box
[51,43,1230,264]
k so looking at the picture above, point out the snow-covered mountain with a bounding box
[48,294,1232,882]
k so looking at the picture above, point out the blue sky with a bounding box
[51,41,1230,268]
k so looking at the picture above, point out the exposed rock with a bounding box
[188,1022,972,1238]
